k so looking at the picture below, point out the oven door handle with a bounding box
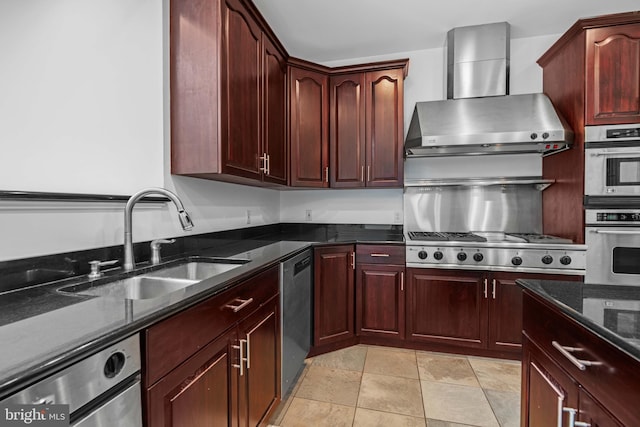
[590,229,640,235]
[590,150,640,157]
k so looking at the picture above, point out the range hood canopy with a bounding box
[404,93,574,157]
[405,22,574,157]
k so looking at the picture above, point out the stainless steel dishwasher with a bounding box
[280,249,312,397]
[1,334,142,426]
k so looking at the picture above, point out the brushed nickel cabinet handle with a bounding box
[225,297,254,312]
[400,271,404,291]
[552,341,602,371]
[367,165,371,181]
[266,154,270,175]
[259,154,267,173]
[231,339,247,376]
[483,278,488,299]
[325,167,329,183]
[369,253,390,257]
[361,165,364,182]
[563,407,592,427]
[351,252,355,270]
[492,279,496,299]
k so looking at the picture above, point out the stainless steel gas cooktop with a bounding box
[405,230,586,274]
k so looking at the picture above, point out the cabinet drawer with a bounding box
[145,266,278,386]
[356,244,405,264]
[523,291,640,426]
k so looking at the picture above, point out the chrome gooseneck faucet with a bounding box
[123,188,194,271]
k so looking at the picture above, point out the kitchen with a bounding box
[1,0,640,426]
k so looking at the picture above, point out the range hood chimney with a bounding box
[447,22,510,99]
[405,22,573,157]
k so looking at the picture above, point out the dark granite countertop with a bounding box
[516,279,640,363]
[0,223,403,399]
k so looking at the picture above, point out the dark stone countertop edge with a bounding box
[516,279,640,363]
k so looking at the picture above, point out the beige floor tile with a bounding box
[484,389,521,427]
[416,353,480,387]
[468,357,521,392]
[312,345,368,372]
[280,398,355,427]
[364,346,419,379]
[426,419,477,427]
[295,365,362,406]
[358,372,425,418]
[353,408,426,427]
[421,381,499,427]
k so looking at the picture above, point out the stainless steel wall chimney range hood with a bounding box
[405,22,574,157]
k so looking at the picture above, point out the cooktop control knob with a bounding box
[542,132,550,139]
[530,132,538,140]
[473,253,484,262]
[104,352,126,379]
[560,256,572,265]
[511,256,523,266]
[433,251,444,260]
[418,250,428,260]
[541,255,553,265]
[457,252,467,261]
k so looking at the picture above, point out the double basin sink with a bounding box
[59,258,250,300]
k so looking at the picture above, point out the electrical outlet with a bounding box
[246,210,251,224]
[305,209,312,221]
[394,211,401,222]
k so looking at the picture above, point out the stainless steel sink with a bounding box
[145,261,243,281]
[60,259,250,300]
[76,276,198,300]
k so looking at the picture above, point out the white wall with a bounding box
[0,0,280,262]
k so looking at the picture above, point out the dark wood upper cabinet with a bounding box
[365,68,405,188]
[171,0,288,187]
[538,12,640,244]
[586,23,640,125]
[288,61,330,188]
[330,73,366,188]
[291,59,408,189]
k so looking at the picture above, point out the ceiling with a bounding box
[252,0,639,63]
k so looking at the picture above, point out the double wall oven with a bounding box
[585,124,640,285]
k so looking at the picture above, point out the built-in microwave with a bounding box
[585,124,640,199]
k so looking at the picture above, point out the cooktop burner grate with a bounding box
[408,231,487,242]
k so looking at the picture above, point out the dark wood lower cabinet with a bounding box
[406,269,487,348]
[522,289,637,427]
[144,266,280,427]
[313,245,355,347]
[238,299,280,427]
[146,327,237,427]
[356,263,405,339]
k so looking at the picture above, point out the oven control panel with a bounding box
[586,209,640,226]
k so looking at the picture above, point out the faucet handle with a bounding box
[150,239,176,265]
[88,259,119,280]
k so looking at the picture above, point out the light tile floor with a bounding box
[269,345,521,427]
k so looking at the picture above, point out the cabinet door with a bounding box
[578,388,624,427]
[488,272,524,352]
[289,66,329,187]
[406,269,487,348]
[522,337,578,427]
[146,328,237,427]
[238,298,280,427]
[586,24,640,125]
[356,263,405,339]
[262,34,287,185]
[314,245,355,346]
[330,73,366,188]
[221,0,262,180]
[364,69,404,187]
